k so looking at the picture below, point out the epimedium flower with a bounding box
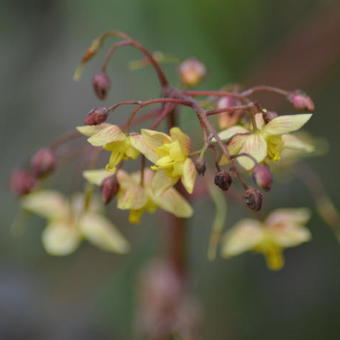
[83,168,193,223]
[22,190,130,256]
[221,208,311,270]
[130,127,197,195]
[77,123,139,172]
[218,113,313,170]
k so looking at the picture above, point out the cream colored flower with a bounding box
[22,190,129,255]
[83,168,193,223]
[130,127,197,195]
[218,113,313,170]
[222,208,311,270]
[77,123,139,172]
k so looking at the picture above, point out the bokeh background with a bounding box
[1,0,340,339]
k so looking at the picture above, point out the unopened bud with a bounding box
[10,170,36,196]
[31,148,57,178]
[288,90,315,111]
[252,165,272,191]
[101,175,119,204]
[214,170,232,191]
[194,158,206,176]
[84,107,108,125]
[263,111,278,123]
[179,58,206,87]
[243,187,263,211]
[92,72,110,100]
[217,96,242,128]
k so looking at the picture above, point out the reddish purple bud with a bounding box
[84,107,108,125]
[243,187,263,211]
[10,170,36,196]
[252,165,272,191]
[288,90,315,111]
[31,148,57,178]
[194,158,206,176]
[179,58,206,87]
[214,170,232,191]
[92,72,110,100]
[101,175,119,204]
[217,96,240,110]
[263,111,278,123]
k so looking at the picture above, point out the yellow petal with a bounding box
[263,246,284,271]
[76,123,110,137]
[42,222,81,256]
[181,158,197,194]
[266,208,311,228]
[217,126,249,142]
[269,225,311,248]
[22,190,70,220]
[170,127,191,155]
[83,169,113,186]
[88,124,126,146]
[117,184,148,210]
[221,219,264,257]
[237,134,267,170]
[129,134,160,163]
[78,213,130,253]
[151,170,178,196]
[262,114,312,136]
[106,151,124,171]
[153,188,193,218]
[282,134,315,152]
[141,129,172,145]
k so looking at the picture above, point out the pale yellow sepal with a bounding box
[76,123,110,137]
[88,124,126,146]
[181,158,197,194]
[83,169,113,186]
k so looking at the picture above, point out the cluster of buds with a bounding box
[10,148,57,197]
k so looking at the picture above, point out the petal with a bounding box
[181,158,197,194]
[262,114,312,136]
[117,184,148,210]
[87,124,126,146]
[141,129,172,145]
[237,134,267,170]
[129,134,160,163]
[42,222,81,256]
[78,213,130,254]
[153,188,193,218]
[151,170,178,196]
[22,190,70,220]
[106,151,124,171]
[116,170,137,188]
[269,225,311,248]
[83,169,113,186]
[170,127,191,155]
[221,219,264,257]
[217,125,249,142]
[266,208,311,227]
[282,134,315,152]
[76,123,110,137]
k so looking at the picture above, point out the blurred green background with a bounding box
[1,0,340,339]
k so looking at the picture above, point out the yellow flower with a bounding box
[83,168,193,223]
[77,123,139,171]
[218,113,313,170]
[130,127,197,195]
[22,190,129,255]
[221,208,311,270]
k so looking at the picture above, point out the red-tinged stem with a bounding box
[206,103,254,116]
[240,85,289,97]
[50,131,82,151]
[183,90,247,100]
[101,40,133,72]
[95,30,169,88]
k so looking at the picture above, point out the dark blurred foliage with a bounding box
[1,0,340,339]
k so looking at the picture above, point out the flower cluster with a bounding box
[11,30,336,273]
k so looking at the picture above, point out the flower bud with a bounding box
[263,111,278,123]
[194,158,206,176]
[179,58,206,87]
[214,170,232,191]
[288,90,315,111]
[101,175,119,204]
[252,165,272,191]
[243,187,263,211]
[216,96,242,128]
[92,72,110,100]
[31,148,57,178]
[84,107,108,125]
[10,170,36,196]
